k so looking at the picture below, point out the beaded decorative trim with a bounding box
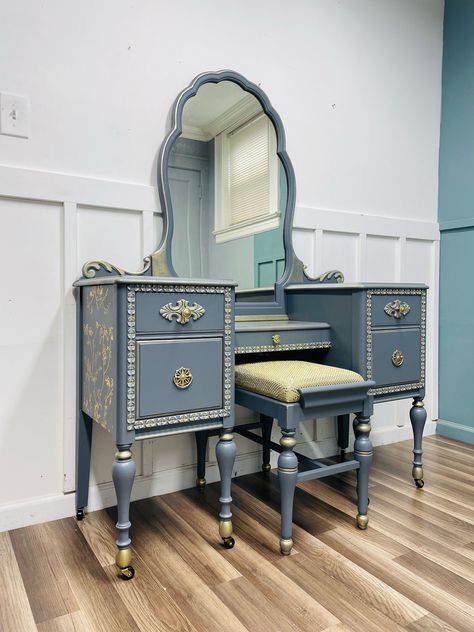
[127,284,233,431]
[366,288,426,396]
[235,341,331,354]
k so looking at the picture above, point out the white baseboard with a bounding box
[0,422,437,533]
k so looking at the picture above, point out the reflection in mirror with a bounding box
[169,80,288,290]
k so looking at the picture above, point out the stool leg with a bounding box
[353,415,372,530]
[261,414,273,472]
[216,430,236,549]
[278,429,298,555]
[112,445,136,580]
[337,414,350,460]
[410,398,427,489]
[195,430,208,489]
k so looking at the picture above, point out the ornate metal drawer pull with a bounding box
[272,334,281,346]
[384,299,411,319]
[391,350,404,367]
[160,299,205,325]
[173,367,193,389]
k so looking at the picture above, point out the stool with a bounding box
[234,360,375,553]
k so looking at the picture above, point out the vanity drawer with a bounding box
[136,337,223,418]
[235,327,331,354]
[371,294,422,327]
[135,291,224,334]
[371,328,421,387]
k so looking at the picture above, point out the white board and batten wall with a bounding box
[0,0,443,530]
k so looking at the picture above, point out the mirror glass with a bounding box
[169,80,288,290]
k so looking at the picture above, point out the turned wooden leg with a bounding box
[261,414,273,473]
[353,414,373,529]
[216,430,236,549]
[278,429,298,555]
[337,414,350,460]
[410,397,427,488]
[195,430,209,489]
[112,445,136,580]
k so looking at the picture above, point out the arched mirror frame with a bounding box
[154,69,301,316]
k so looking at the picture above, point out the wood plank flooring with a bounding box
[2,435,473,632]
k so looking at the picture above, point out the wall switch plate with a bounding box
[0,93,30,138]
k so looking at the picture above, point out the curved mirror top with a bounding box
[168,80,288,291]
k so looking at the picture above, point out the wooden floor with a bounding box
[2,435,473,632]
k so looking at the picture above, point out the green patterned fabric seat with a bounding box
[235,360,364,403]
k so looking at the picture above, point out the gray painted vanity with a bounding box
[74,70,427,578]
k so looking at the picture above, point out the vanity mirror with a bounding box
[156,70,306,315]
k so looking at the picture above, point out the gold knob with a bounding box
[272,334,281,346]
[391,350,404,367]
[173,367,193,389]
[181,307,192,320]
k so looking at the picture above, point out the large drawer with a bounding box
[371,328,421,387]
[136,337,223,418]
[235,322,331,354]
[370,293,422,327]
[135,291,225,334]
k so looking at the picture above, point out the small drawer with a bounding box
[371,328,421,386]
[235,328,331,354]
[370,294,422,327]
[135,291,224,334]
[136,338,223,418]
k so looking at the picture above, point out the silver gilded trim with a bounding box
[235,341,331,354]
[366,288,426,396]
[127,283,233,431]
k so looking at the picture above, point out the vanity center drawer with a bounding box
[135,291,224,334]
[235,324,331,354]
[136,337,224,419]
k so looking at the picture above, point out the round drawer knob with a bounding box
[173,367,193,389]
[272,334,281,346]
[391,350,404,367]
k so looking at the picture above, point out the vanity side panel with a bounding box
[286,290,360,371]
[81,284,117,433]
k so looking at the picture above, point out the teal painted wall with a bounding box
[437,0,474,443]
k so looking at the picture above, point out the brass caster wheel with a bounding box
[223,537,235,549]
[196,477,206,489]
[262,463,271,473]
[414,478,424,489]
[356,514,369,530]
[76,509,85,521]
[280,538,293,555]
[120,565,135,580]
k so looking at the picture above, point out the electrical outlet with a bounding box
[0,93,30,138]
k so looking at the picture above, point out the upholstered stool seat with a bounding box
[235,360,364,403]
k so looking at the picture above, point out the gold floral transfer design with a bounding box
[82,287,115,429]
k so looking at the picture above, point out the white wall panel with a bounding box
[77,206,143,273]
[292,228,315,276]
[365,235,398,282]
[322,231,358,283]
[0,198,62,504]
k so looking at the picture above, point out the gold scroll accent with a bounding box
[384,299,411,319]
[82,257,152,279]
[160,299,205,325]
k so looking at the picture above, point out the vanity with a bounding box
[74,70,427,579]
